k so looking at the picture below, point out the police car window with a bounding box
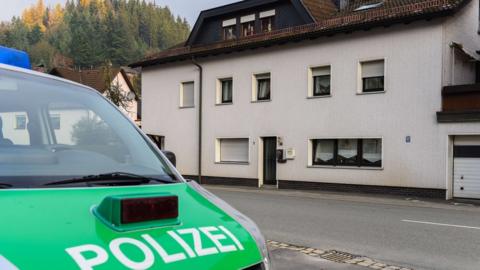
[0,68,177,188]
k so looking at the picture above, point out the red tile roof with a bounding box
[50,67,134,93]
[131,0,468,67]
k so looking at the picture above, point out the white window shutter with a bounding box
[220,138,249,162]
[182,82,194,107]
[361,60,384,78]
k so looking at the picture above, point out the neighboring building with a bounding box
[131,0,480,200]
[50,67,140,125]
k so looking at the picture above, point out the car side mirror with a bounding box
[162,151,176,167]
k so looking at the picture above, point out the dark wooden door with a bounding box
[263,137,277,185]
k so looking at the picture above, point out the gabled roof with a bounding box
[131,0,469,68]
[50,67,134,94]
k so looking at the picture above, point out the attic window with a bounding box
[354,1,383,11]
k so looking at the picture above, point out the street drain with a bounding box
[320,250,357,263]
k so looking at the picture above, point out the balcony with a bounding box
[437,83,480,123]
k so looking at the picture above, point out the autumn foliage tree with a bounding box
[0,0,190,69]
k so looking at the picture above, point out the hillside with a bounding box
[0,0,191,68]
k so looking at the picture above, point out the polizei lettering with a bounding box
[66,226,244,270]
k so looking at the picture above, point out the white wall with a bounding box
[142,64,199,176]
[142,9,480,191]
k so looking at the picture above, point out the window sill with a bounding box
[179,106,195,109]
[357,91,386,95]
[215,102,233,106]
[251,99,271,103]
[307,165,384,170]
[307,95,332,99]
[215,161,250,165]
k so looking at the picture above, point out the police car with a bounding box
[0,47,271,270]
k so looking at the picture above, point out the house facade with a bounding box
[132,0,480,200]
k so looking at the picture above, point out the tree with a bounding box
[29,40,56,68]
[102,61,131,110]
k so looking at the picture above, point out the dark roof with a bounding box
[50,67,134,94]
[131,0,468,68]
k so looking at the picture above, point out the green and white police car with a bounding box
[0,52,271,270]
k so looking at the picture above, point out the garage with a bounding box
[454,136,480,199]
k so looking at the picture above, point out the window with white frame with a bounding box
[180,81,194,108]
[360,60,385,93]
[216,138,249,163]
[260,10,275,32]
[216,78,233,104]
[309,66,331,97]
[253,73,271,101]
[241,14,255,37]
[15,115,27,130]
[311,138,382,167]
[222,18,237,40]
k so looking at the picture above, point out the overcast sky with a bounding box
[0,0,237,25]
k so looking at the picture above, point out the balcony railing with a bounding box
[437,83,480,123]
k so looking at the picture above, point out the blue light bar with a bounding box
[0,46,31,70]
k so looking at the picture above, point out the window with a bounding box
[309,66,331,97]
[260,10,275,32]
[148,134,165,150]
[222,18,237,40]
[216,138,249,163]
[50,114,61,130]
[15,115,27,130]
[0,112,30,145]
[240,14,255,37]
[217,78,233,104]
[311,138,382,167]
[253,73,271,101]
[180,82,194,108]
[241,21,255,37]
[360,60,385,93]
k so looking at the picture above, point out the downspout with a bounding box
[192,57,203,184]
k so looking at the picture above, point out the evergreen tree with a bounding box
[1,0,191,68]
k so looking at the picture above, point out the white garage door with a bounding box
[454,142,480,199]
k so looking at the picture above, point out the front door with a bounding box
[263,137,277,185]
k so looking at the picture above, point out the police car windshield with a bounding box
[0,68,178,188]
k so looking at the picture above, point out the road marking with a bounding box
[402,219,480,230]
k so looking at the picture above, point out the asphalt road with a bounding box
[207,186,480,270]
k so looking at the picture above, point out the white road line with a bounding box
[402,219,480,230]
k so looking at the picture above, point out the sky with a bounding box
[0,0,238,25]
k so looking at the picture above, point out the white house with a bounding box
[132,0,480,200]
[50,67,140,125]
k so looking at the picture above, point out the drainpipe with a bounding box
[192,57,203,184]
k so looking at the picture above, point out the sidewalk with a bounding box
[204,184,480,212]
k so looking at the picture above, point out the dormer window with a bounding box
[241,14,255,37]
[260,10,275,33]
[222,18,237,40]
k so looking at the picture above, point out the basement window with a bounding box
[354,2,384,12]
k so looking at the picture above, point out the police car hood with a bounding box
[0,182,263,270]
